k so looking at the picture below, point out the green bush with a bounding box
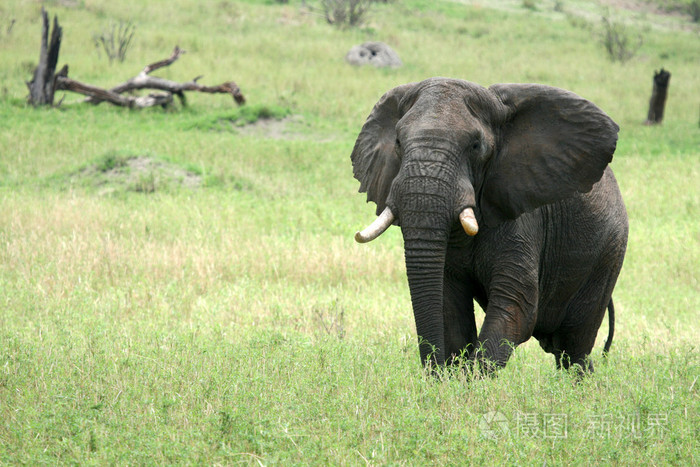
[312,0,375,27]
[599,9,643,63]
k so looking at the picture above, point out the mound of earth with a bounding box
[72,155,202,194]
[345,42,402,68]
[232,114,338,142]
[234,115,300,139]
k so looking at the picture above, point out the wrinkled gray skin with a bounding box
[351,78,628,373]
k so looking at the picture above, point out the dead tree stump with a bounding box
[27,8,62,106]
[645,68,671,125]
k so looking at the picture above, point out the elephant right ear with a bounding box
[481,84,620,226]
[351,83,415,215]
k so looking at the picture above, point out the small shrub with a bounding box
[522,0,538,11]
[6,18,15,36]
[599,9,643,63]
[689,0,700,22]
[567,12,591,30]
[306,0,374,28]
[132,171,156,193]
[93,21,136,63]
[233,104,291,125]
[0,19,15,43]
[313,300,346,339]
[96,151,129,172]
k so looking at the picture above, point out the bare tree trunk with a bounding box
[27,8,62,106]
[645,68,671,125]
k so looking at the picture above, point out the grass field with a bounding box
[1,0,698,464]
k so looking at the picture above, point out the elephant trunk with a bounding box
[399,178,454,367]
[404,233,448,366]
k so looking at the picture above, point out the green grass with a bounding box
[1,0,698,464]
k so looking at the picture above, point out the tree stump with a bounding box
[644,68,671,125]
[27,8,62,106]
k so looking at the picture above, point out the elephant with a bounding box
[351,77,628,373]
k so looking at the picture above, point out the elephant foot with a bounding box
[555,352,594,380]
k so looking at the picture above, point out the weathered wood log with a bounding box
[26,8,62,106]
[55,65,173,108]
[81,46,246,107]
[26,10,245,109]
[644,68,671,125]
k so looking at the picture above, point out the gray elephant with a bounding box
[351,78,628,373]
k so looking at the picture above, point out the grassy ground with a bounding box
[1,0,698,464]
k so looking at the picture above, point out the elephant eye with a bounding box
[471,140,481,152]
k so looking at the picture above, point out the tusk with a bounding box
[459,207,479,236]
[355,207,395,243]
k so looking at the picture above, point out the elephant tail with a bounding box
[603,298,615,356]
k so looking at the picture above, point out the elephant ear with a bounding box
[351,83,416,215]
[481,83,619,226]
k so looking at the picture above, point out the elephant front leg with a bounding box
[442,273,478,365]
[474,278,538,372]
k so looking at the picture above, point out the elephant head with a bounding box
[351,78,619,366]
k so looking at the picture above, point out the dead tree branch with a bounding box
[84,46,246,106]
[27,10,245,109]
[55,65,173,108]
[76,46,245,105]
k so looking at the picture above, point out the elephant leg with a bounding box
[536,333,593,374]
[555,273,619,374]
[442,273,478,365]
[554,348,593,380]
[552,325,603,374]
[533,334,585,371]
[554,234,625,373]
[474,277,538,371]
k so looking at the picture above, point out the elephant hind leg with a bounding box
[555,348,593,373]
[535,333,593,373]
[554,252,623,373]
[550,310,606,374]
[554,290,615,373]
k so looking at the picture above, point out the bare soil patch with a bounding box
[72,155,202,195]
[233,115,309,140]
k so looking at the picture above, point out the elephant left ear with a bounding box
[351,83,416,216]
[481,83,619,226]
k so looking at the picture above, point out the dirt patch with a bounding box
[72,155,202,195]
[234,116,295,139]
[233,115,330,141]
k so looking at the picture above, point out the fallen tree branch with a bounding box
[81,46,245,107]
[27,10,245,109]
[55,65,173,108]
[143,45,184,74]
